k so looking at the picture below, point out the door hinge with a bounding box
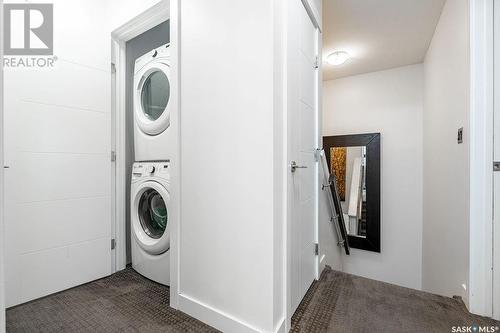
[111,151,116,162]
[314,243,319,255]
[494,161,500,172]
[314,148,323,162]
[111,239,116,250]
[111,63,116,74]
[314,56,319,69]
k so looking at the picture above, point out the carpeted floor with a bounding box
[291,267,500,333]
[7,266,500,332]
[6,268,219,333]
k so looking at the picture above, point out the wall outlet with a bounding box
[457,127,463,144]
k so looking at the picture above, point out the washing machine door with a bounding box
[132,181,170,255]
[135,62,171,136]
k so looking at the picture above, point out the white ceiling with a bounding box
[322,0,446,81]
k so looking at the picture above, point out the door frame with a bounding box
[492,0,500,320]
[469,0,495,318]
[285,0,322,330]
[110,0,180,309]
[0,0,5,330]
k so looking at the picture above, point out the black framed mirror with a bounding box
[323,133,381,252]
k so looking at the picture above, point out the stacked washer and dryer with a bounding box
[130,44,172,285]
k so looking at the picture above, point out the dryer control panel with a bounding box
[134,43,171,74]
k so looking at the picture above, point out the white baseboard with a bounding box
[178,294,265,333]
[320,254,327,274]
[274,317,285,333]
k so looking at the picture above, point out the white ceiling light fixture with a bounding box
[327,51,350,66]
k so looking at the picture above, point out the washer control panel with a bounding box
[132,161,170,181]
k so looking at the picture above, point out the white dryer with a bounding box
[134,44,173,161]
[131,161,170,285]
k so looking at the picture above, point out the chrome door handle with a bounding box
[290,161,307,173]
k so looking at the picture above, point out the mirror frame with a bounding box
[323,133,381,253]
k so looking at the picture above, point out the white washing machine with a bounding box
[134,44,173,161]
[131,161,170,285]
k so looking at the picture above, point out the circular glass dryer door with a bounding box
[132,181,170,255]
[135,63,171,135]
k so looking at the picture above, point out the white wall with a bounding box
[422,0,470,304]
[177,1,283,332]
[322,64,424,290]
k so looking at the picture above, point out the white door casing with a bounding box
[494,0,500,320]
[0,1,5,329]
[288,0,320,316]
[110,0,174,306]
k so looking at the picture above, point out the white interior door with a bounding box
[494,0,500,320]
[288,0,319,314]
[3,61,112,307]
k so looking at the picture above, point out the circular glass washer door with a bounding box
[132,181,170,255]
[135,63,171,136]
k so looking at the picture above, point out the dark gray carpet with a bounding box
[6,268,219,333]
[291,267,500,333]
[7,266,500,332]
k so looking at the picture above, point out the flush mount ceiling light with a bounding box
[327,51,350,66]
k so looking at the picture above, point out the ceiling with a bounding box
[322,0,446,81]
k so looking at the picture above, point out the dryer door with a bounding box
[135,63,171,136]
[132,181,170,255]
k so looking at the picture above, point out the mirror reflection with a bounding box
[330,146,367,238]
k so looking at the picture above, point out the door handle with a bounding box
[3,166,9,169]
[290,161,307,173]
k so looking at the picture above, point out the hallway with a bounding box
[292,268,500,333]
